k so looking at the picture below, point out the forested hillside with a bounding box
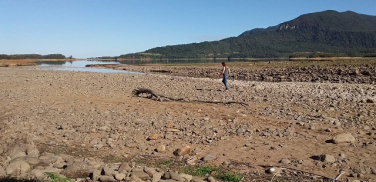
[119,10,376,59]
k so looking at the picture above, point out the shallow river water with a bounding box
[36,60,140,73]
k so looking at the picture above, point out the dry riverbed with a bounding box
[0,66,375,182]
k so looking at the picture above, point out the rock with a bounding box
[0,165,5,176]
[26,148,39,157]
[115,173,126,180]
[296,122,305,126]
[131,174,142,182]
[160,180,178,182]
[91,169,101,181]
[157,145,166,152]
[180,173,193,181]
[6,160,31,175]
[207,176,216,182]
[202,153,217,161]
[339,153,346,158]
[99,175,116,182]
[61,163,92,178]
[152,172,162,182]
[144,167,156,177]
[163,171,171,179]
[266,167,282,174]
[39,154,62,164]
[371,168,376,174]
[30,169,45,179]
[167,128,180,132]
[9,151,26,160]
[169,171,184,181]
[51,162,65,169]
[279,158,291,164]
[332,133,356,144]
[236,128,244,134]
[174,145,191,156]
[118,162,131,172]
[192,179,206,182]
[22,156,42,167]
[334,120,341,126]
[322,154,336,163]
[131,171,150,181]
[102,166,118,176]
[148,134,159,140]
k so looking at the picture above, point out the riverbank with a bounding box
[88,59,376,84]
[0,67,375,181]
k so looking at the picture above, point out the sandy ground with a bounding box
[0,67,375,181]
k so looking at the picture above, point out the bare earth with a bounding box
[0,66,375,181]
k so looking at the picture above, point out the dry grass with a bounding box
[0,59,77,67]
[0,59,36,67]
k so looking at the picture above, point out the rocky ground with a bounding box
[0,65,375,182]
[88,59,376,84]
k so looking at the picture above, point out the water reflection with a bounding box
[35,58,292,73]
[37,60,131,73]
[41,67,140,73]
[37,60,121,67]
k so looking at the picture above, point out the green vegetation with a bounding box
[119,10,376,59]
[182,166,243,182]
[158,159,172,169]
[45,172,71,182]
[0,54,67,59]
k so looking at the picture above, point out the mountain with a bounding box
[120,10,376,59]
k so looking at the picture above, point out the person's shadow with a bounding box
[195,88,222,92]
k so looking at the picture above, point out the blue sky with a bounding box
[0,0,375,58]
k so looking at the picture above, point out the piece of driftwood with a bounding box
[132,88,159,99]
[333,170,346,180]
[132,88,249,106]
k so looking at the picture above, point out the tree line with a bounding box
[0,54,67,60]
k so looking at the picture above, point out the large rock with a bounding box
[144,167,156,177]
[152,172,162,182]
[321,154,336,163]
[91,169,101,181]
[169,171,184,181]
[118,162,131,173]
[99,175,116,182]
[115,173,126,181]
[174,145,191,156]
[61,163,93,178]
[21,156,43,167]
[157,145,166,152]
[202,153,217,162]
[6,160,31,175]
[30,169,45,179]
[332,133,356,144]
[131,171,150,181]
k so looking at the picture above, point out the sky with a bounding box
[0,0,375,58]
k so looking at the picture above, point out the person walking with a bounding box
[220,62,230,91]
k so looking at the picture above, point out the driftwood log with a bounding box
[132,88,249,106]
